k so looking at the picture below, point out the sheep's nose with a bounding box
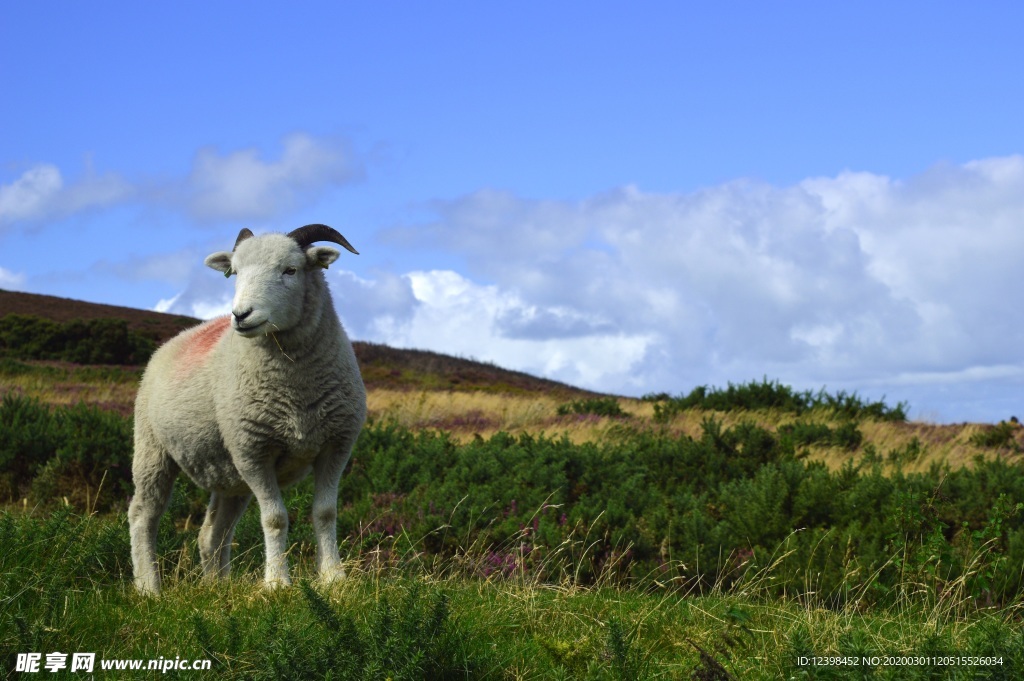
[233,308,253,322]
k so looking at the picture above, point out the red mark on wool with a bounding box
[180,316,231,370]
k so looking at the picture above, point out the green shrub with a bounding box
[886,437,923,466]
[831,421,864,450]
[0,506,132,603]
[778,420,863,452]
[0,394,133,509]
[557,397,630,419]
[969,421,1020,450]
[648,378,907,423]
[0,357,36,376]
[31,401,134,510]
[0,313,156,365]
[0,394,59,498]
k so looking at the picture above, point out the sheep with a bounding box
[129,224,367,595]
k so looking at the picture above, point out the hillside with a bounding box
[0,288,597,398]
[0,288,200,344]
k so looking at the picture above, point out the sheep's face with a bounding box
[204,234,340,338]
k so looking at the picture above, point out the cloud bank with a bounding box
[380,157,1024,418]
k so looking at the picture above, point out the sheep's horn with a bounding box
[233,228,254,251]
[287,223,359,255]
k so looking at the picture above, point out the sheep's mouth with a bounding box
[233,319,267,336]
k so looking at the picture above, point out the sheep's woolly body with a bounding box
[139,282,362,494]
[129,228,366,594]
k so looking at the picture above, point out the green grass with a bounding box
[2,508,1022,680]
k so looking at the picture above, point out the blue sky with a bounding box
[3,2,1024,423]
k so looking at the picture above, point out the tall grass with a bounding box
[2,508,1021,679]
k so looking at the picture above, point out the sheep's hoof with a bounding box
[134,579,161,597]
[263,577,291,591]
[318,565,347,585]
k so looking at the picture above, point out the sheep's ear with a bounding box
[205,251,234,275]
[306,246,340,270]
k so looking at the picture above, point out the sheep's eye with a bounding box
[283,267,297,276]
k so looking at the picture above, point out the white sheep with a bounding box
[129,224,367,595]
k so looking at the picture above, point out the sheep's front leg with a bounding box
[237,460,291,588]
[312,448,347,582]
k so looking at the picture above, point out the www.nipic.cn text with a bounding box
[14,652,212,673]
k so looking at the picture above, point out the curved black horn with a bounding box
[287,223,359,255]
[233,228,254,251]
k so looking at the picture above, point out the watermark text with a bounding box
[15,652,211,673]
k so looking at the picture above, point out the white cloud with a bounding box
[0,266,26,290]
[0,165,61,223]
[377,156,1024,420]
[149,266,233,320]
[153,292,181,314]
[357,269,656,390]
[0,163,131,228]
[154,288,231,320]
[330,270,419,338]
[178,133,362,222]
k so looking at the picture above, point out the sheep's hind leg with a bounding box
[128,447,179,596]
[199,492,251,580]
[312,448,348,583]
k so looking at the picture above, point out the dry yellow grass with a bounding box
[368,390,1024,472]
[367,389,610,444]
[0,372,138,416]
[4,360,1019,471]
